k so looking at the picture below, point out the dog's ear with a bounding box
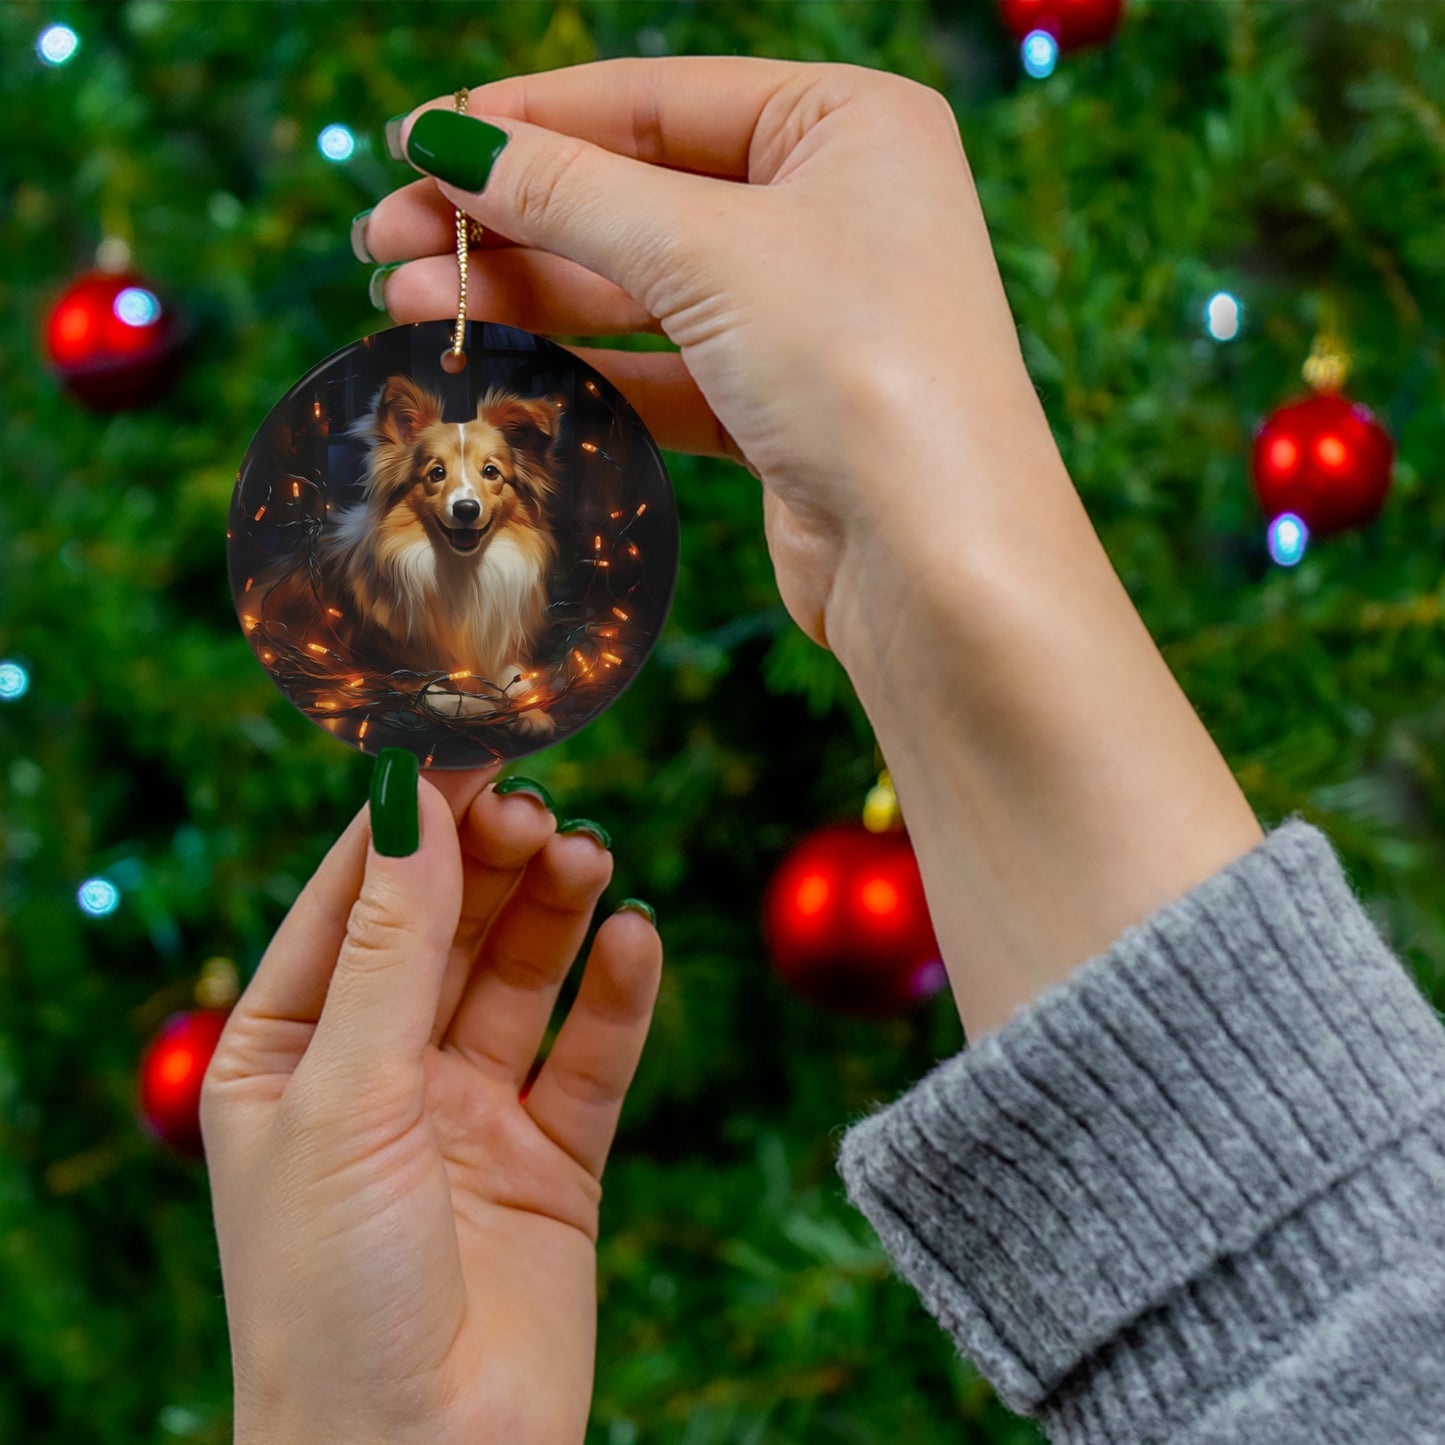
[355,376,444,448]
[477,388,564,455]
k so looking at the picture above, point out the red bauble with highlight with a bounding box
[763,822,946,1017]
[998,0,1125,49]
[1251,392,1394,537]
[44,269,183,410]
[137,1009,230,1158]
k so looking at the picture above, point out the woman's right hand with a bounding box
[360,57,1068,662]
[363,59,1264,1049]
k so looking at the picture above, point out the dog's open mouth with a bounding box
[439,515,493,554]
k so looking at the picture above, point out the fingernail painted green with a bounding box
[405,110,510,192]
[494,776,555,812]
[350,208,375,264]
[371,748,420,857]
[617,898,657,926]
[368,262,403,311]
[384,113,408,162]
[559,818,612,851]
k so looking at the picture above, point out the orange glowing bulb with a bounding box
[1316,434,1347,468]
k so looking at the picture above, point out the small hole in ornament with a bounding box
[440,348,467,375]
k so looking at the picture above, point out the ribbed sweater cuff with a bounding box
[835,816,1445,1434]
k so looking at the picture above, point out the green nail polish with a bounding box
[494,775,555,812]
[370,748,420,857]
[368,261,403,311]
[350,207,375,264]
[617,898,656,927]
[405,110,510,192]
[559,818,612,851]
[384,113,409,162]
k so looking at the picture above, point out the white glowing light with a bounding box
[318,124,356,162]
[1022,30,1059,79]
[114,287,161,327]
[0,661,29,700]
[1206,291,1242,342]
[38,24,79,66]
[1267,512,1309,567]
[78,878,121,917]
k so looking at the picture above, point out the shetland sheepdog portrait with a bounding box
[260,375,564,736]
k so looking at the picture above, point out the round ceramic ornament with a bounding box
[228,318,678,769]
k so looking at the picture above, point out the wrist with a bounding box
[824,425,1262,1040]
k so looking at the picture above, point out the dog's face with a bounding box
[354,377,562,559]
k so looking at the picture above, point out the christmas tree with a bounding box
[2,3,1442,1442]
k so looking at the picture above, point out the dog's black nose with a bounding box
[452,499,481,524]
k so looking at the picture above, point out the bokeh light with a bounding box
[37,24,79,66]
[317,124,356,162]
[0,660,29,701]
[1022,30,1059,79]
[1267,512,1309,567]
[1205,291,1242,341]
[114,287,162,328]
[77,878,121,917]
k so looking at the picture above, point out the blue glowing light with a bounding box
[38,24,79,66]
[78,878,121,917]
[1267,512,1309,567]
[114,287,161,328]
[0,661,29,701]
[318,124,356,162]
[1022,30,1059,79]
[1205,291,1243,341]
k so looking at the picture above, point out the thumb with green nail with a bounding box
[201,751,661,1445]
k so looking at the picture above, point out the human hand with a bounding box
[201,757,662,1445]
[361,56,1066,663]
[360,59,1261,1050]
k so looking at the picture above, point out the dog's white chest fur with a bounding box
[325,508,546,686]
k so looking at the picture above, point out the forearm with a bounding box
[827,394,1262,1041]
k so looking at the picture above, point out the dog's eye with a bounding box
[428,465,446,483]
[482,464,501,480]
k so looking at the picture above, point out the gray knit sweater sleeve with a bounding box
[835,816,1445,1443]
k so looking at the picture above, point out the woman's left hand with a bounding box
[201,761,662,1445]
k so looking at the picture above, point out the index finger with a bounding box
[398,54,812,182]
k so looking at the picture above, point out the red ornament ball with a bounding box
[998,0,1125,49]
[763,822,946,1017]
[44,269,183,410]
[1251,391,1394,538]
[137,1009,230,1158]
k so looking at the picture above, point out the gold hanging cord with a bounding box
[442,88,486,372]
